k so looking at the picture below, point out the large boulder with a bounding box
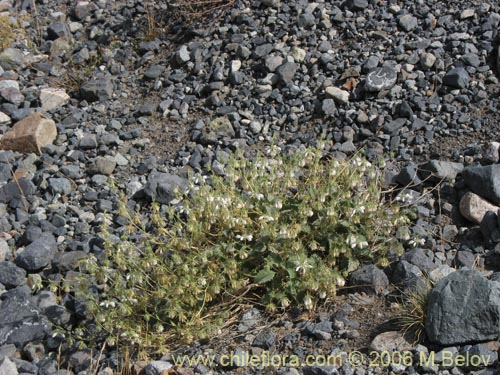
[426,269,500,345]
[463,165,500,205]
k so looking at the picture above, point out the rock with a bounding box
[349,265,389,294]
[48,177,72,195]
[80,78,113,101]
[0,238,7,262]
[365,66,397,92]
[459,192,500,224]
[0,113,57,154]
[298,13,316,28]
[420,52,436,69]
[175,45,190,65]
[291,47,306,63]
[321,99,336,116]
[481,211,500,246]
[0,357,18,375]
[483,142,500,164]
[0,178,36,204]
[144,172,188,204]
[0,287,51,347]
[74,1,90,20]
[90,156,116,175]
[15,232,57,271]
[238,308,261,333]
[426,268,500,345]
[399,14,418,31]
[47,22,70,40]
[443,67,470,89]
[400,248,436,273]
[419,160,464,182]
[391,260,428,294]
[325,87,349,104]
[0,262,26,288]
[79,133,98,149]
[463,165,500,205]
[0,48,24,70]
[264,55,283,73]
[252,331,276,349]
[428,265,455,284]
[39,88,70,112]
[200,117,235,144]
[144,65,165,79]
[370,331,413,352]
[141,360,172,375]
[276,62,298,84]
[346,0,368,11]
[0,112,10,125]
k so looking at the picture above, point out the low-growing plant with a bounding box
[73,143,409,350]
[0,14,15,52]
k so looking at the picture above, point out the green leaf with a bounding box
[254,269,276,284]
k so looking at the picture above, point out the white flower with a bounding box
[304,295,313,309]
[259,215,275,222]
[236,234,253,241]
[346,235,357,249]
[336,276,346,287]
[275,200,283,209]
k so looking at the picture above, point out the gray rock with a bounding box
[79,133,98,149]
[426,268,500,345]
[346,0,368,11]
[298,13,316,28]
[264,55,283,73]
[321,99,336,116]
[0,262,26,289]
[144,65,165,79]
[252,331,276,349]
[419,160,464,182]
[0,239,7,262]
[443,68,470,89]
[0,48,24,70]
[48,177,72,195]
[463,165,500,205]
[142,360,172,375]
[200,117,235,144]
[0,357,18,375]
[175,45,190,65]
[47,22,70,40]
[238,308,261,332]
[15,233,57,271]
[303,366,339,375]
[349,265,389,294]
[254,43,273,58]
[400,248,437,273]
[44,305,71,325]
[399,14,418,31]
[276,62,298,84]
[80,78,113,101]
[90,156,116,176]
[365,66,397,92]
[480,211,500,247]
[144,172,188,204]
[0,287,51,347]
[391,260,428,294]
[0,178,36,204]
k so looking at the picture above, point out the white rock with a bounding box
[0,357,18,375]
[325,86,349,105]
[459,192,500,224]
[230,60,242,72]
[291,47,306,63]
[40,88,70,112]
[0,111,10,125]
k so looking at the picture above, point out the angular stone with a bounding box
[420,52,436,69]
[463,165,500,205]
[175,45,190,65]
[264,55,283,73]
[144,172,188,204]
[276,62,298,84]
[200,117,235,144]
[90,156,116,176]
[419,160,464,182]
[15,233,57,271]
[80,78,113,102]
[0,48,24,70]
[0,262,26,289]
[325,87,349,105]
[399,14,418,31]
[426,269,500,345]
[349,265,389,294]
[0,112,10,125]
[365,66,397,92]
[40,88,70,112]
[346,0,368,11]
[0,287,51,348]
[0,357,18,375]
[443,67,470,89]
[0,113,57,154]
[291,47,306,63]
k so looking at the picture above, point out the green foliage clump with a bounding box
[75,144,408,349]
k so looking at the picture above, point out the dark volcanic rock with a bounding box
[15,233,57,271]
[463,165,500,205]
[80,78,113,102]
[0,262,26,289]
[443,68,470,89]
[0,287,51,348]
[426,269,500,345]
[364,66,397,92]
[144,172,188,204]
[349,265,389,294]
